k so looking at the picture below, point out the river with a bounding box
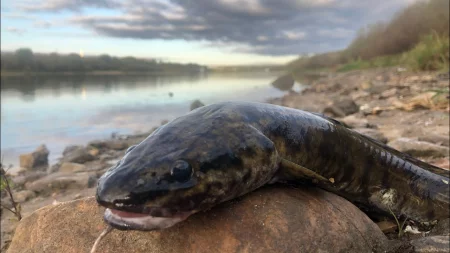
[1,72,305,167]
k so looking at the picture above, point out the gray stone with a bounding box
[62,145,79,156]
[410,236,449,253]
[19,145,49,170]
[62,146,95,164]
[14,190,36,203]
[87,140,106,149]
[323,98,359,117]
[430,219,450,236]
[418,134,450,147]
[88,148,100,157]
[48,163,61,174]
[190,99,205,111]
[4,167,27,177]
[87,175,98,188]
[105,140,128,150]
[88,140,128,151]
[272,74,295,91]
[25,172,92,195]
[58,162,87,173]
[388,138,449,158]
[11,171,47,188]
[354,128,388,143]
[380,88,398,99]
[339,115,371,128]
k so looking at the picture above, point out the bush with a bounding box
[344,0,449,61]
[287,0,449,73]
[404,32,449,71]
[287,51,344,72]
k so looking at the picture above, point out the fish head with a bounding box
[96,103,278,230]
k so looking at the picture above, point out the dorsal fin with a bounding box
[311,111,449,178]
[309,112,351,128]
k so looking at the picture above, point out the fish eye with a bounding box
[171,160,193,182]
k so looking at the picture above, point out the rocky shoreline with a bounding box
[270,68,449,169]
[1,67,449,252]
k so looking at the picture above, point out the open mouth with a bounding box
[103,208,193,231]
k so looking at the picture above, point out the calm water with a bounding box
[1,72,305,166]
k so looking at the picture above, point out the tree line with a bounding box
[1,48,206,73]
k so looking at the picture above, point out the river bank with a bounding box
[269,67,449,170]
[1,67,449,252]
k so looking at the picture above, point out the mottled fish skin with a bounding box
[97,101,449,225]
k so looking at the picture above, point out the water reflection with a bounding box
[1,72,303,166]
[1,74,206,101]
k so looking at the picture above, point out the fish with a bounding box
[95,101,449,231]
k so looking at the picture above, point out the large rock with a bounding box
[323,98,359,117]
[7,186,389,253]
[410,236,449,253]
[59,162,87,173]
[13,190,36,203]
[354,128,388,144]
[272,74,295,91]
[430,219,450,236]
[190,99,205,111]
[338,115,377,129]
[11,171,47,188]
[388,138,450,158]
[24,172,94,195]
[19,144,49,170]
[62,145,79,156]
[88,140,129,151]
[418,134,450,147]
[62,146,95,163]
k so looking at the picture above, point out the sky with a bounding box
[1,0,418,66]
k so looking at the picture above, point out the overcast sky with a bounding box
[1,0,417,66]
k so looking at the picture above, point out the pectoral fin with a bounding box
[279,158,330,183]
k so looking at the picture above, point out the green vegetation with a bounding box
[289,0,449,73]
[1,49,206,75]
[336,55,402,72]
[0,162,22,221]
[287,51,343,72]
[388,206,408,238]
[404,32,449,71]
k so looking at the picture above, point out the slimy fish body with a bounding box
[96,102,449,231]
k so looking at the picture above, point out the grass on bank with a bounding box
[336,55,402,72]
[0,162,22,221]
[336,32,449,72]
[298,31,449,73]
[288,0,449,73]
[405,32,449,71]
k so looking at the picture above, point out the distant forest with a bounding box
[1,48,206,74]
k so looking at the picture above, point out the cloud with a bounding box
[282,31,307,40]
[6,27,26,35]
[317,28,355,39]
[18,0,120,12]
[16,0,417,55]
[34,20,52,28]
[3,13,36,20]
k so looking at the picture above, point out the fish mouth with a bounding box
[103,208,193,231]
